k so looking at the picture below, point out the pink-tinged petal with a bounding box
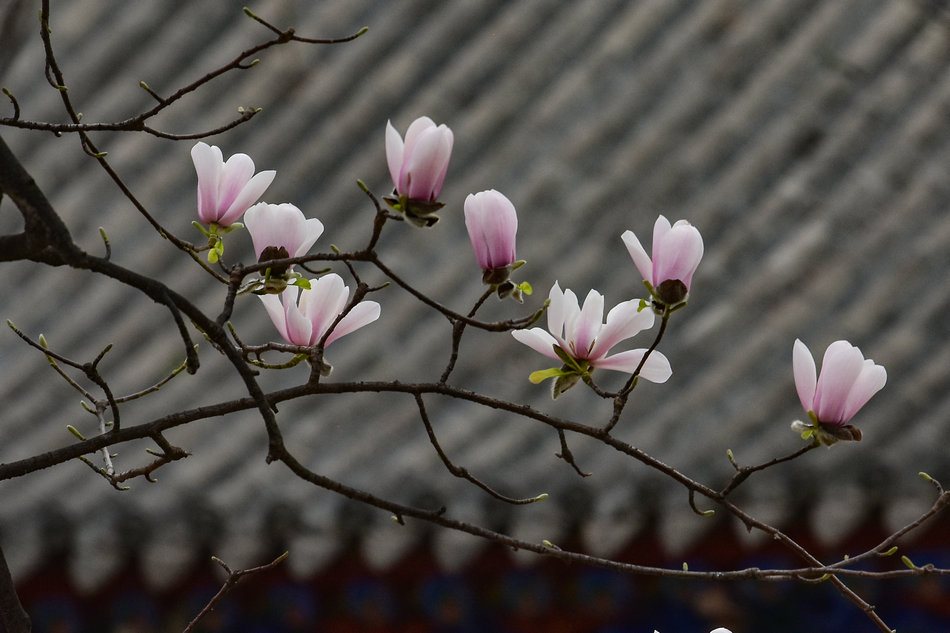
[192,142,223,224]
[792,339,817,413]
[402,126,453,201]
[191,142,275,227]
[594,349,672,383]
[813,340,867,424]
[217,153,256,210]
[621,229,654,285]
[402,116,436,151]
[325,301,381,346]
[511,328,561,360]
[546,282,568,343]
[841,361,887,421]
[570,289,604,358]
[218,168,276,227]
[291,217,325,258]
[555,287,582,348]
[387,117,453,201]
[589,299,654,361]
[300,274,349,342]
[244,203,283,259]
[427,125,453,197]
[652,215,673,258]
[259,293,290,343]
[464,190,517,270]
[654,220,704,289]
[245,203,319,262]
[464,197,491,269]
[283,298,314,346]
[385,120,404,188]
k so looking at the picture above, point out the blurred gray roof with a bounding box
[3,0,950,589]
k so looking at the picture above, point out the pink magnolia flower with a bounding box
[622,215,703,307]
[512,282,671,395]
[259,273,380,348]
[385,116,453,203]
[464,189,518,274]
[244,203,324,266]
[792,339,886,444]
[191,142,275,227]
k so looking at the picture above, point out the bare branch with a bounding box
[182,552,289,633]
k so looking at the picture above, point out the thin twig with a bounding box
[414,394,547,505]
[182,553,289,633]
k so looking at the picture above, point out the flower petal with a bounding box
[570,289,604,358]
[245,203,319,262]
[594,349,672,383]
[792,339,817,414]
[385,120,404,189]
[291,217,325,259]
[546,282,569,343]
[654,220,704,289]
[813,340,866,424]
[219,168,276,227]
[511,328,561,360]
[244,202,285,260]
[299,274,349,342]
[402,125,453,200]
[621,229,654,285]
[464,190,517,270]
[259,293,290,343]
[217,153,256,211]
[283,297,314,346]
[402,116,436,151]
[841,359,887,422]
[589,299,654,361]
[192,142,223,224]
[325,301,381,346]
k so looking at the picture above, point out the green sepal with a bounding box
[192,220,212,238]
[552,372,582,398]
[529,367,571,384]
[552,346,588,375]
[291,277,312,290]
[383,192,443,227]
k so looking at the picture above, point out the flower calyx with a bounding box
[383,192,445,227]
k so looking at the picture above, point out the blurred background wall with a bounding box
[3,1,950,631]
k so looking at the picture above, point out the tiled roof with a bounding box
[3,0,950,589]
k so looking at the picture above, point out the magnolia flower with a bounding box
[384,117,453,226]
[791,339,886,445]
[386,116,453,202]
[191,142,275,227]
[512,282,671,397]
[622,215,703,308]
[464,189,518,283]
[259,274,380,348]
[244,202,324,268]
